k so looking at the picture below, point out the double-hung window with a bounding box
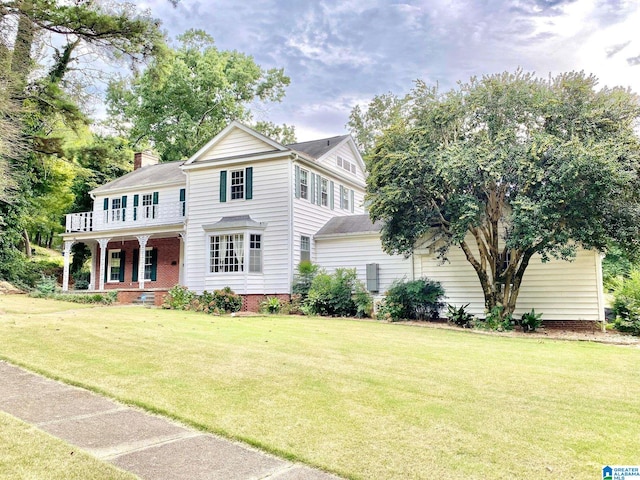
[249,234,262,273]
[320,178,328,207]
[300,236,311,263]
[341,187,349,211]
[144,248,154,280]
[299,169,308,200]
[111,198,122,222]
[108,250,122,282]
[231,170,244,200]
[210,234,244,273]
[142,193,155,219]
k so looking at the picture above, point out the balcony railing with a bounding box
[66,201,186,233]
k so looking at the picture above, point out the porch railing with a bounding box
[65,201,186,233]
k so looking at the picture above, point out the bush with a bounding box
[476,305,514,331]
[611,268,640,336]
[35,276,58,295]
[292,261,319,299]
[305,268,372,317]
[162,285,195,310]
[520,309,543,332]
[377,278,445,322]
[29,290,117,304]
[261,296,282,314]
[446,303,475,328]
[162,285,242,314]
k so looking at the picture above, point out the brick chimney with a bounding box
[134,151,159,170]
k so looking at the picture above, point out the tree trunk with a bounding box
[22,228,31,257]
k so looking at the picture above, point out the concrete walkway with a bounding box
[0,361,341,480]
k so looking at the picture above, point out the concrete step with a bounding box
[132,292,155,306]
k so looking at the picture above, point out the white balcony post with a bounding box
[62,241,74,291]
[98,238,111,290]
[137,235,150,289]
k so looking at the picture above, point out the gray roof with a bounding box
[92,161,185,194]
[202,215,267,231]
[287,135,350,159]
[315,214,383,238]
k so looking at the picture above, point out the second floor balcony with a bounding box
[66,201,186,233]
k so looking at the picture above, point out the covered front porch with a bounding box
[61,225,185,294]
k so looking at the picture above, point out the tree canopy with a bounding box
[107,29,292,162]
[365,70,640,318]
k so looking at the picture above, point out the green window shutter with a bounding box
[339,185,344,209]
[310,173,316,204]
[294,165,300,198]
[103,198,109,210]
[350,189,355,213]
[104,251,108,283]
[245,167,253,200]
[132,249,139,282]
[118,250,126,282]
[179,188,186,216]
[121,196,127,221]
[179,188,185,201]
[133,194,138,221]
[150,248,158,281]
[330,181,334,210]
[317,175,322,205]
[152,191,159,205]
[220,170,227,203]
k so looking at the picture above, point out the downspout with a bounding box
[596,252,606,332]
[288,153,297,294]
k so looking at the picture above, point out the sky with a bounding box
[137,0,640,141]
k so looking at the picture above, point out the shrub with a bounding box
[292,261,320,299]
[446,303,475,328]
[29,290,117,304]
[35,276,58,295]
[611,268,640,336]
[261,296,282,314]
[377,278,445,322]
[162,285,242,314]
[305,268,372,317]
[476,305,514,331]
[162,285,195,310]
[520,309,543,332]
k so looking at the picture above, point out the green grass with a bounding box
[0,295,638,479]
[0,412,137,480]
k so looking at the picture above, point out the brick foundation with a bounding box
[242,294,291,312]
[542,320,600,332]
[97,237,180,290]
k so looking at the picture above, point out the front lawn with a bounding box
[0,295,638,479]
[0,412,136,480]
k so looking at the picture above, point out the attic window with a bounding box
[337,156,356,175]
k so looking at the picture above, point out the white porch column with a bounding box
[89,242,98,290]
[136,235,150,289]
[179,232,186,285]
[62,240,74,291]
[98,238,111,291]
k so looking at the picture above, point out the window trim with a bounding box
[107,249,122,283]
[299,168,309,200]
[207,229,265,275]
[230,168,245,201]
[300,235,311,263]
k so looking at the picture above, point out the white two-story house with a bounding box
[62,121,605,324]
[62,121,367,308]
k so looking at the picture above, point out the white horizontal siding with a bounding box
[184,158,291,295]
[293,164,366,267]
[198,128,276,161]
[318,141,366,184]
[416,243,603,321]
[315,235,412,294]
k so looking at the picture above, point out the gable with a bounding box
[184,121,287,165]
[316,137,366,183]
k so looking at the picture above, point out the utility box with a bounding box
[366,263,379,293]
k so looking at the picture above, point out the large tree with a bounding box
[107,29,292,162]
[366,71,640,319]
